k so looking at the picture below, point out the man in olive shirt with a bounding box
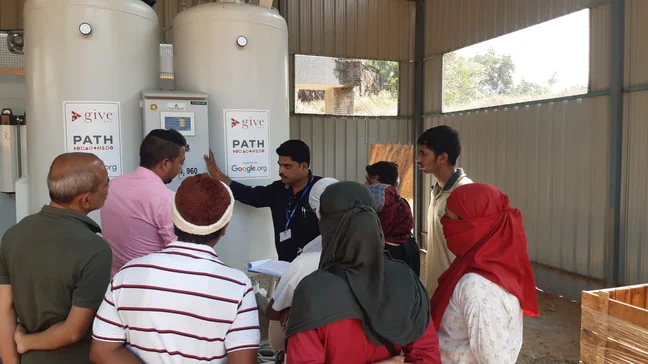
[0,152,112,364]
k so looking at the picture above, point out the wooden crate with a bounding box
[580,284,648,363]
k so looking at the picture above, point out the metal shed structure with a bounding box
[1,0,648,301]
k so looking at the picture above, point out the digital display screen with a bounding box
[160,111,195,136]
[164,116,192,132]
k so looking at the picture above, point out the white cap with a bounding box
[308,177,339,219]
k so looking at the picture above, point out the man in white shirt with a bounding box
[89,174,260,364]
[264,178,338,351]
[416,126,473,294]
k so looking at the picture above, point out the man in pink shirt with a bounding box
[100,129,187,276]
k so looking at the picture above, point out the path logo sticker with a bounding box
[63,101,123,178]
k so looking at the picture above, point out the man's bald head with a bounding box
[47,153,108,207]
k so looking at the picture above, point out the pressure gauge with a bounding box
[79,23,92,35]
[236,36,248,47]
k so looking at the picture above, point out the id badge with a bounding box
[280,229,292,242]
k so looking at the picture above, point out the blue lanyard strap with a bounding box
[285,184,312,230]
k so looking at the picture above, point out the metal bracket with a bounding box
[6,30,23,55]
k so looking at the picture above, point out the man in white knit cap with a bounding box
[89,174,260,364]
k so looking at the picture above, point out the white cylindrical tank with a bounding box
[173,1,289,269]
[24,0,160,215]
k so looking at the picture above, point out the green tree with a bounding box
[442,52,485,108]
[471,47,515,96]
[442,48,558,110]
[365,60,400,95]
[514,79,550,97]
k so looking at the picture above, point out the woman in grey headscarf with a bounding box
[285,181,441,364]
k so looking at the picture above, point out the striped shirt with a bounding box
[92,242,260,363]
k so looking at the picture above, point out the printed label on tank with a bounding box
[63,101,123,178]
[224,109,271,179]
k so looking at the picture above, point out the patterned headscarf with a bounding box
[367,183,414,244]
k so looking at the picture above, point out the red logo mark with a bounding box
[231,118,240,128]
[71,111,82,122]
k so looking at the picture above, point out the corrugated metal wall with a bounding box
[621,0,648,285]
[290,116,411,182]
[423,97,610,298]
[424,0,610,114]
[422,0,613,300]
[0,0,22,29]
[286,0,416,183]
[425,0,608,57]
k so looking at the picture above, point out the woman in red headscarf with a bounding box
[430,183,539,364]
[367,183,420,276]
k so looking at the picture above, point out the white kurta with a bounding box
[438,273,524,364]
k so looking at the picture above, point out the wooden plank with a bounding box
[582,291,603,310]
[589,283,648,294]
[608,299,648,330]
[614,287,631,304]
[580,291,610,364]
[629,285,647,309]
[602,337,648,363]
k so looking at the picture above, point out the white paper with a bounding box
[246,258,290,277]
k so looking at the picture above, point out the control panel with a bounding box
[142,91,209,192]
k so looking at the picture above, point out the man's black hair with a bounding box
[366,161,399,187]
[417,125,461,166]
[140,129,187,169]
[141,0,156,7]
[276,139,311,166]
[174,227,223,245]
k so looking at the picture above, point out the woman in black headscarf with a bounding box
[285,181,441,364]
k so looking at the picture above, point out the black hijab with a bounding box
[285,181,430,347]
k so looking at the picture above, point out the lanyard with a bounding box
[285,183,312,230]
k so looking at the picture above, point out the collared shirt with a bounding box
[438,273,523,364]
[229,173,322,262]
[425,168,473,294]
[271,251,320,312]
[92,242,260,363]
[0,206,112,364]
[100,166,176,276]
